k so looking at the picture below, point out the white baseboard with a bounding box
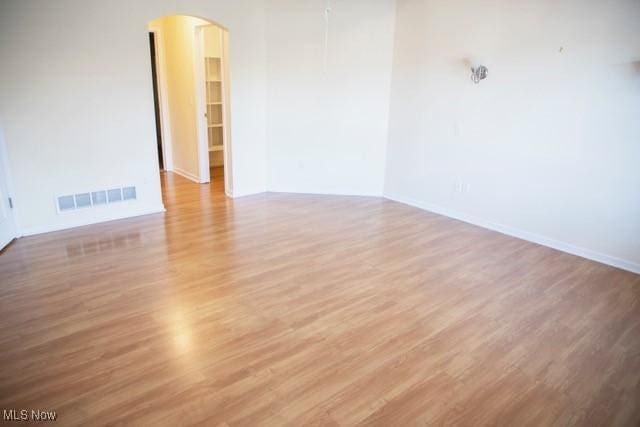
[267,187,382,197]
[229,188,267,198]
[170,167,200,183]
[385,192,640,275]
[20,204,166,237]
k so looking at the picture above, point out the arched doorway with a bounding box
[147,15,232,195]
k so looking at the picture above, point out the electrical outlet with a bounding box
[454,122,461,137]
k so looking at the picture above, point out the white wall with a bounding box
[385,0,640,272]
[266,0,396,196]
[0,0,268,234]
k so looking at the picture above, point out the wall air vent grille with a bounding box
[57,195,75,211]
[56,186,137,213]
[75,193,92,208]
[123,186,136,201]
[107,188,123,203]
[91,191,107,205]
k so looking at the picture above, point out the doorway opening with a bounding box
[147,15,232,195]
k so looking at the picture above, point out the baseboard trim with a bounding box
[267,188,382,197]
[385,192,640,275]
[228,187,268,199]
[170,167,200,183]
[20,204,166,237]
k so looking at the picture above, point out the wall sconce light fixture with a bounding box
[470,65,488,84]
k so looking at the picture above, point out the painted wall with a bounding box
[0,0,267,234]
[384,0,640,271]
[265,0,396,196]
[203,25,223,58]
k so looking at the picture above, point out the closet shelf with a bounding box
[204,53,224,161]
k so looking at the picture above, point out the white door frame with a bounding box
[220,30,233,197]
[193,24,233,194]
[193,24,211,184]
[0,124,19,251]
[147,25,173,172]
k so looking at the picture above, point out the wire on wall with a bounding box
[323,0,332,73]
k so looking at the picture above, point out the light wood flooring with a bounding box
[0,169,639,426]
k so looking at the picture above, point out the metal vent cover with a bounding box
[57,186,137,213]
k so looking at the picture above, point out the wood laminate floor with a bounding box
[1,171,639,426]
